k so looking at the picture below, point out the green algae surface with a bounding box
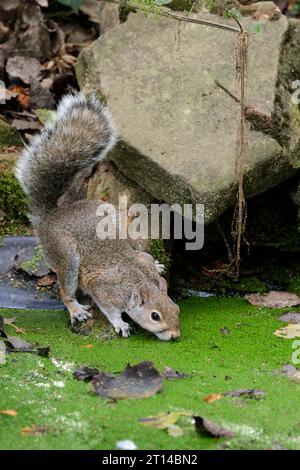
[1,297,300,450]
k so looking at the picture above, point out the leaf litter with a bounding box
[161,366,190,380]
[0,314,50,356]
[0,409,17,416]
[21,424,52,436]
[73,366,100,382]
[139,412,189,437]
[194,416,235,438]
[274,324,300,339]
[245,291,300,309]
[282,365,300,383]
[91,362,163,400]
[73,362,190,399]
[278,313,300,324]
[203,393,222,403]
[224,389,266,399]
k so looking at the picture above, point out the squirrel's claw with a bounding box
[114,321,131,338]
[70,305,93,324]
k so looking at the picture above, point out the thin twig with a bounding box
[215,80,240,104]
[128,2,241,33]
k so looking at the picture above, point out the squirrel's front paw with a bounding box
[114,320,131,338]
[70,304,93,324]
[155,260,165,274]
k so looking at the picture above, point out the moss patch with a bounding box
[0,171,29,235]
[20,246,45,274]
[0,120,22,150]
[150,239,172,279]
[1,297,300,450]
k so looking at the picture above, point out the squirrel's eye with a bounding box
[151,311,160,321]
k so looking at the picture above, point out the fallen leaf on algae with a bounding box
[224,389,265,399]
[3,317,16,325]
[274,324,300,339]
[282,365,300,383]
[0,410,17,416]
[245,291,300,309]
[139,412,188,437]
[278,313,300,324]
[162,366,190,380]
[203,393,222,403]
[92,361,163,400]
[4,335,34,351]
[0,314,50,356]
[21,425,51,436]
[194,416,235,438]
[73,366,100,382]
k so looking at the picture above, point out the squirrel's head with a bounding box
[127,277,180,340]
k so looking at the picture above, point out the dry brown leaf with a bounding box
[245,291,300,309]
[0,410,17,416]
[9,85,30,110]
[92,361,163,400]
[81,344,94,349]
[203,393,222,403]
[21,424,50,436]
[12,119,41,131]
[194,416,235,438]
[6,56,42,85]
[0,84,18,102]
[162,366,189,380]
[37,274,57,287]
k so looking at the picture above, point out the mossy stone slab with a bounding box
[77,12,295,223]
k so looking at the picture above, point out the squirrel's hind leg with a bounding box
[48,233,92,325]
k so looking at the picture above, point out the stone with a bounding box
[274,19,300,167]
[80,0,120,33]
[87,161,155,251]
[87,161,154,209]
[14,245,50,277]
[77,10,297,223]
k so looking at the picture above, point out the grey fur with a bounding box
[16,92,116,216]
[15,92,180,340]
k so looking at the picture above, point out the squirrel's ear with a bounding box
[159,277,168,294]
[139,285,150,306]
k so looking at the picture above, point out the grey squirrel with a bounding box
[16,92,180,340]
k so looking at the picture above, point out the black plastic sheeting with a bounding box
[0,236,64,310]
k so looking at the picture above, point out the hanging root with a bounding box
[232,30,249,276]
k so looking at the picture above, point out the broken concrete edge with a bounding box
[108,139,295,224]
[75,14,298,224]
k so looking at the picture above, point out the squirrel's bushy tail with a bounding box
[16,92,116,216]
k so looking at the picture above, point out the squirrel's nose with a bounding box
[171,331,180,340]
